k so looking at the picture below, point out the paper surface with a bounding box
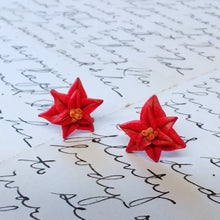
[0,0,219,219]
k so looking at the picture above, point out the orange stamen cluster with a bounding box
[69,108,83,122]
[141,127,158,141]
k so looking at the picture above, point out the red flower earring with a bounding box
[119,95,186,162]
[39,78,103,139]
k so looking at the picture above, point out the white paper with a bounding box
[0,0,219,219]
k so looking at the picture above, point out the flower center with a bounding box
[141,127,158,141]
[69,108,83,122]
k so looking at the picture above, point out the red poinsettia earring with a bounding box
[39,78,103,139]
[119,95,186,162]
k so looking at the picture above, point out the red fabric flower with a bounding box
[119,95,186,162]
[39,78,103,139]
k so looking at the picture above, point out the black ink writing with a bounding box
[18,156,55,174]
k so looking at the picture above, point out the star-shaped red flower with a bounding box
[119,95,186,162]
[39,78,103,139]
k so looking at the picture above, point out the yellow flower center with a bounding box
[141,127,158,141]
[69,108,83,122]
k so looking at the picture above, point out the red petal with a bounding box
[62,117,95,139]
[77,117,94,131]
[68,78,87,98]
[156,116,177,132]
[167,128,186,150]
[140,95,166,129]
[152,139,176,149]
[62,123,79,139]
[126,140,137,152]
[38,106,59,123]
[153,128,185,151]
[81,114,94,124]
[78,123,94,131]
[119,121,144,140]
[133,132,150,149]
[151,95,166,118]
[145,103,157,128]
[154,129,175,145]
[141,95,165,124]
[51,89,68,113]
[81,98,103,115]
[68,89,81,109]
[145,145,162,162]
[51,109,71,125]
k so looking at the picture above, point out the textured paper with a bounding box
[0,0,219,219]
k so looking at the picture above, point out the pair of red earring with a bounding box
[39,78,186,162]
